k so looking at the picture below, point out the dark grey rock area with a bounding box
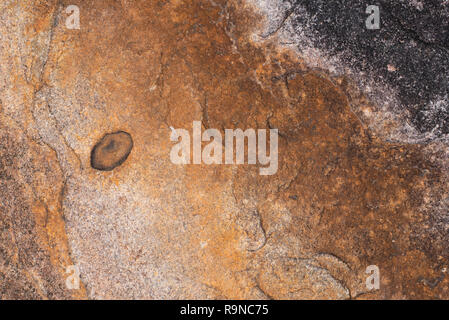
[266,0,448,141]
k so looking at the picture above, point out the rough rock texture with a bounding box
[252,0,449,143]
[0,0,448,300]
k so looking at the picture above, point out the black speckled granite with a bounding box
[283,0,448,138]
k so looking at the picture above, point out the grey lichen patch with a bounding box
[91,131,133,171]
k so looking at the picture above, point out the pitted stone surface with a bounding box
[0,0,448,300]
[91,131,133,171]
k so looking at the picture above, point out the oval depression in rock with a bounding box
[91,131,133,171]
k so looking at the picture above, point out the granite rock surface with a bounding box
[0,0,448,299]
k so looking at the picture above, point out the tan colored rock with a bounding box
[0,0,447,300]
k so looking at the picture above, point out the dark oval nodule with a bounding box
[91,131,133,171]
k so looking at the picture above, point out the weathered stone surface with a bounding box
[0,0,448,300]
[252,0,449,143]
